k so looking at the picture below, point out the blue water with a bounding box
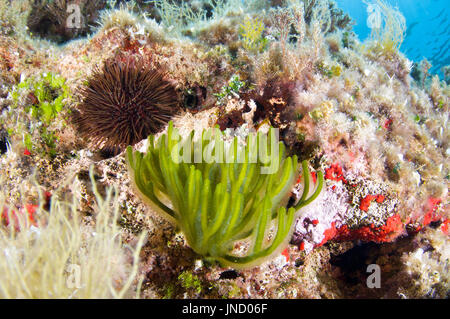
[335,0,450,78]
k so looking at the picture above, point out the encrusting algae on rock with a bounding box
[0,0,448,299]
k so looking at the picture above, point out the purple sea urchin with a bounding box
[74,55,180,152]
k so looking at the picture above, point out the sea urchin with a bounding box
[74,55,180,152]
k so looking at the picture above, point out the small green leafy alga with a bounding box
[9,72,70,156]
[239,16,268,53]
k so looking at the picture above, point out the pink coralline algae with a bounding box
[359,194,386,212]
[422,197,442,226]
[291,163,447,253]
[441,219,449,235]
[1,204,38,230]
[324,163,348,184]
[1,192,51,231]
[316,214,404,247]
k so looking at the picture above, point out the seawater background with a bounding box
[335,0,449,78]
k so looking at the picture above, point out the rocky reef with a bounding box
[0,0,448,299]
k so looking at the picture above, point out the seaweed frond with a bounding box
[0,169,146,298]
[239,16,268,53]
[364,0,406,56]
[127,121,323,268]
[0,0,31,37]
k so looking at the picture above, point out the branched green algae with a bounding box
[127,122,323,268]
